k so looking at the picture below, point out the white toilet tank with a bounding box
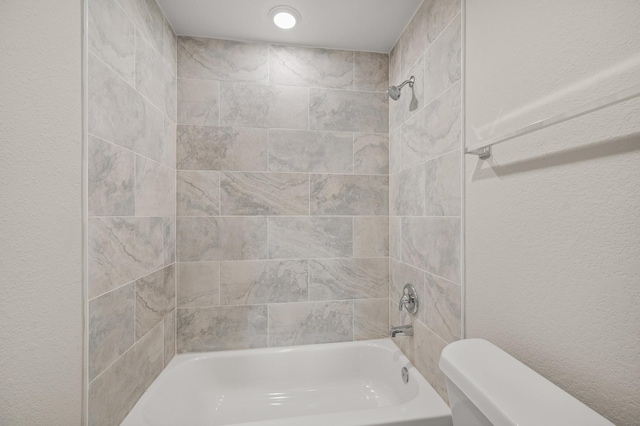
[439,339,614,426]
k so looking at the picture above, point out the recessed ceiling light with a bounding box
[270,6,300,30]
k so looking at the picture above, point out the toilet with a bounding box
[439,339,614,426]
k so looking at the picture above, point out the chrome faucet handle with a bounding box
[398,283,419,314]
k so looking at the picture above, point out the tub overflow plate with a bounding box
[401,367,409,384]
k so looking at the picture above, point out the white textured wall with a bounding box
[0,1,83,424]
[465,1,640,425]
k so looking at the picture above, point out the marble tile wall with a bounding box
[176,37,390,352]
[86,0,177,424]
[388,0,462,403]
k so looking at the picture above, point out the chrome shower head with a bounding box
[387,76,415,101]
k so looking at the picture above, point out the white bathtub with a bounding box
[122,339,452,426]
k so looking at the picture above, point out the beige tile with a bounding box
[391,164,425,216]
[135,265,175,339]
[354,299,389,340]
[353,133,389,175]
[411,319,449,402]
[400,217,428,271]
[135,31,176,120]
[176,171,219,217]
[177,78,219,126]
[269,129,353,173]
[163,217,175,265]
[178,36,268,83]
[269,44,353,89]
[118,0,165,55]
[424,14,461,105]
[310,174,388,216]
[221,172,309,215]
[176,125,268,171]
[389,217,402,261]
[89,217,164,298]
[354,52,389,92]
[309,258,388,301]
[88,283,134,381]
[353,217,389,258]
[161,14,177,74]
[219,82,308,129]
[161,117,176,168]
[310,88,388,133]
[88,322,163,426]
[269,301,353,346]
[176,217,267,261]
[268,217,352,259]
[177,305,268,352]
[220,260,308,305]
[177,261,220,307]
[88,135,134,216]
[135,155,175,217]
[389,127,402,174]
[423,217,461,283]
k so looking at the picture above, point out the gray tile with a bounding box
[88,135,134,216]
[310,88,388,133]
[389,43,401,90]
[135,155,175,217]
[88,0,135,85]
[163,310,175,367]
[88,283,134,381]
[390,55,425,131]
[221,172,309,215]
[269,129,353,173]
[177,305,268,352]
[163,216,175,265]
[89,217,164,299]
[412,319,450,402]
[89,53,164,163]
[353,217,389,258]
[354,52,389,92]
[135,31,176,120]
[390,164,425,216]
[400,217,461,282]
[268,217,352,259]
[389,128,402,174]
[176,217,267,261]
[177,261,220,308]
[220,260,308,305]
[354,299,389,340]
[118,0,165,55]
[389,217,402,261]
[310,174,388,216]
[176,171,220,216]
[177,78,219,126]
[269,301,353,346]
[309,258,388,301]
[162,117,177,168]
[176,125,268,171]
[353,133,389,175]
[269,44,353,89]
[401,81,461,168]
[424,150,461,216]
[390,258,423,306]
[178,36,268,83]
[423,273,461,342]
[424,14,461,105]
[135,265,175,339]
[161,16,177,74]
[220,83,307,129]
[88,322,163,426]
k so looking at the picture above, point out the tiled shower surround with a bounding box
[388,0,463,402]
[86,0,177,424]
[85,0,462,422]
[174,37,391,352]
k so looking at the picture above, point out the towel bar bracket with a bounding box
[467,146,491,159]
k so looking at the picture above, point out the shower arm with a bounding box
[396,76,415,90]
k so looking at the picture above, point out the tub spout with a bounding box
[390,325,413,337]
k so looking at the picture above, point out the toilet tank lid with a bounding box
[439,339,613,426]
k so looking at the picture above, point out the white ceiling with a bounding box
[156,0,424,53]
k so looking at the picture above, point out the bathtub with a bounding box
[122,339,452,426]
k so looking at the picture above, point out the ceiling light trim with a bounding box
[269,6,301,30]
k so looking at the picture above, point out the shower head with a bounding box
[387,76,415,101]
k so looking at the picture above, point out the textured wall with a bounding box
[175,37,390,351]
[465,1,640,425]
[0,1,83,424]
[86,0,177,424]
[387,0,463,402]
